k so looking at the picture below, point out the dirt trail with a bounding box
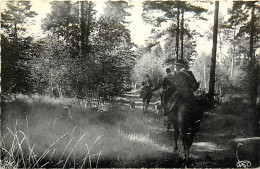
[122,89,161,109]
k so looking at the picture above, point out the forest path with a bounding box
[121,89,161,109]
[117,90,256,167]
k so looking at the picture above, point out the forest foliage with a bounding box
[1,1,259,106]
[2,1,135,102]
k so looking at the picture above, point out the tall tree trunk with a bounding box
[175,3,180,60]
[208,1,219,98]
[80,1,86,53]
[204,57,207,89]
[249,3,255,65]
[79,1,87,101]
[231,28,236,78]
[180,7,184,60]
[85,1,92,53]
[256,62,260,138]
[65,2,70,42]
[249,2,256,105]
[248,3,259,139]
[231,52,234,78]
[14,23,18,43]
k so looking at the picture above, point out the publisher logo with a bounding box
[236,160,251,168]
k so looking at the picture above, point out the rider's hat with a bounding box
[175,59,185,66]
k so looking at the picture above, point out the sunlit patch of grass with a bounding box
[1,94,170,168]
[14,93,73,105]
[1,96,105,168]
[192,142,228,152]
[123,133,171,153]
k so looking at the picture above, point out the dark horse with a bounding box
[165,92,214,164]
[140,85,152,113]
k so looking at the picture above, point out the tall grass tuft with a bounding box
[1,123,104,168]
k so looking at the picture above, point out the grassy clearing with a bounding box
[1,94,175,168]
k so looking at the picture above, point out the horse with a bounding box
[140,85,152,113]
[165,92,213,165]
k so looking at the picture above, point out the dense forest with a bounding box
[1,1,259,168]
[2,1,135,102]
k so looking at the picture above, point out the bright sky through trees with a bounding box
[1,0,234,55]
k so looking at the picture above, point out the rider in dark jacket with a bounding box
[163,68,175,90]
[162,68,175,113]
[173,60,199,97]
[164,59,200,117]
[162,68,175,125]
[143,74,153,88]
[141,74,153,112]
[141,74,153,99]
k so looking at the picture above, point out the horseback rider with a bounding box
[142,74,153,88]
[162,68,175,124]
[163,68,175,91]
[141,74,153,112]
[174,59,199,97]
[164,59,200,119]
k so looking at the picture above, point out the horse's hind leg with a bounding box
[143,99,149,113]
[143,100,147,114]
[181,132,191,165]
[184,147,190,167]
[146,99,150,111]
[142,100,145,111]
[173,125,179,151]
[145,102,148,112]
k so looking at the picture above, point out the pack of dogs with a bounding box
[56,100,163,123]
[129,100,163,115]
